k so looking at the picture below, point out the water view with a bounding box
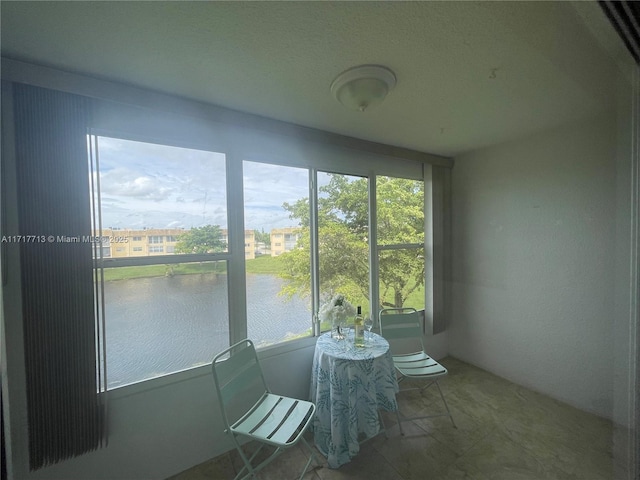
[104,273,311,388]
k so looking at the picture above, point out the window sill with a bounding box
[256,334,317,359]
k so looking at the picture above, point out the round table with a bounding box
[309,331,399,468]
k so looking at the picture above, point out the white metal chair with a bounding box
[379,308,456,435]
[211,339,318,480]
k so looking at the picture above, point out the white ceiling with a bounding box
[0,1,621,157]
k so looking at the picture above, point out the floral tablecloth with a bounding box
[309,331,399,468]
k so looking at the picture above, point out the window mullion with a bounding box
[377,243,423,251]
[226,152,247,344]
[369,174,379,325]
[310,169,320,333]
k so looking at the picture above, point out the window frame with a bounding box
[373,174,426,315]
[242,160,315,345]
[88,132,235,389]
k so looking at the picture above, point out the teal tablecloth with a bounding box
[310,331,399,468]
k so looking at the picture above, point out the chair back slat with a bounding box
[215,340,259,388]
[379,308,425,356]
[212,340,268,426]
[379,309,422,339]
[219,358,265,407]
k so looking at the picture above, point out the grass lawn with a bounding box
[102,255,284,281]
[102,261,226,281]
[245,255,284,274]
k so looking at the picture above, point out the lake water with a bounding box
[104,273,311,388]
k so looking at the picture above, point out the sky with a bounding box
[94,136,315,232]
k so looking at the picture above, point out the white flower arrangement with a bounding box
[319,294,356,325]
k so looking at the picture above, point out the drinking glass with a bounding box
[364,317,373,342]
[340,320,350,340]
[333,317,346,340]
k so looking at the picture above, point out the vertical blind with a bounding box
[12,84,105,470]
[599,1,640,65]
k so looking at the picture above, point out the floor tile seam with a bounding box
[384,457,410,480]
[367,446,408,480]
[407,406,493,458]
[445,427,493,463]
[439,454,490,480]
[405,418,464,474]
[305,467,324,480]
[369,424,435,475]
[491,414,612,460]
[361,433,408,479]
[505,431,615,480]
[477,426,582,479]
[464,430,562,480]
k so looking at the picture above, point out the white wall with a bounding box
[449,112,618,418]
[424,332,448,360]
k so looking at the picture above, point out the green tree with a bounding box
[280,174,424,309]
[254,228,271,247]
[174,225,226,254]
[375,176,425,308]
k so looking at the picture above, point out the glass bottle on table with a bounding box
[354,306,365,347]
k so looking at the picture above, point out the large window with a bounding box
[90,136,229,388]
[87,126,430,390]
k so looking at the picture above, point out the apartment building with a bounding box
[220,229,255,260]
[98,228,256,259]
[100,228,185,258]
[270,227,301,257]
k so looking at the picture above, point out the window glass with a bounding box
[376,176,425,311]
[92,136,228,256]
[243,161,312,347]
[103,261,229,388]
[376,176,424,245]
[317,172,370,324]
[378,248,425,311]
[91,136,229,388]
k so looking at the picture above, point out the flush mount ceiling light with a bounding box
[330,65,397,112]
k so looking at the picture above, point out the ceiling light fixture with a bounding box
[330,65,397,112]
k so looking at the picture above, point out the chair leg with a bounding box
[395,408,405,435]
[378,410,389,438]
[234,442,283,480]
[298,436,319,479]
[233,442,260,480]
[435,380,456,429]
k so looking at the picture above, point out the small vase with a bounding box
[331,317,346,339]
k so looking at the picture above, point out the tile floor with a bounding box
[168,357,613,480]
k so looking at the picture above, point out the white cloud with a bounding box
[100,169,173,201]
[94,136,314,232]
